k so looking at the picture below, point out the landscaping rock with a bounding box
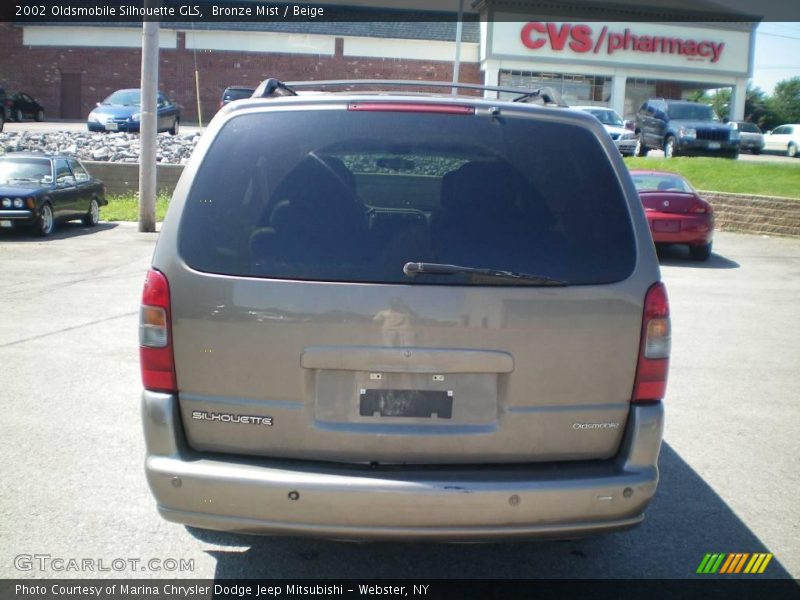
[0,130,199,165]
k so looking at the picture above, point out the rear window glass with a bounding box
[631,173,694,193]
[736,122,761,133]
[179,108,636,285]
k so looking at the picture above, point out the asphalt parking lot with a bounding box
[1,223,798,580]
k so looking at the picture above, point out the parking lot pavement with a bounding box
[1,223,798,579]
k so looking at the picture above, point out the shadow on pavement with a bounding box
[192,444,790,579]
[657,244,740,269]
[0,221,118,241]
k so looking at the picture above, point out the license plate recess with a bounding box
[360,389,452,419]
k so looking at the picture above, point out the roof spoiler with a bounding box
[251,78,568,107]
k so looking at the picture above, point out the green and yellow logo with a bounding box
[696,553,773,575]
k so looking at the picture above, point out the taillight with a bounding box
[348,102,475,115]
[632,282,670,403]
[689,200,710,214]
[139,268,177,393]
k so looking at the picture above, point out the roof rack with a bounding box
[251,78,568,107]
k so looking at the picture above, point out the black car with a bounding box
[87,89,180,134]
[634,98,740,159]
[5,91,45,123]
[219,86,255,110]
[0,154,106,236]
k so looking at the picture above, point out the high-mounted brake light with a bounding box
[348,102,475,115]
[139,268,177,393]
[632,282,670,403]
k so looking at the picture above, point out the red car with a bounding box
[630,170,714,261]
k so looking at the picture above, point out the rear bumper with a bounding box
[615,138,637,155]
[648,212,714,246]
[87,121,140,133]
[142,391,663,541]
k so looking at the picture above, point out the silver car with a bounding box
[730,121,765,154]
[141,79,669,541]
[573,106,638,156]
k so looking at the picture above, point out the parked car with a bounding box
[573,106,637,156]
[141,78,670,541]
[87,89,180,134]
[0,153,106,236]
[729,121,764,154]
[763,124,800,158]
[634,98,739,159]
[5,91,45,122]
[630,169,714,261]
[219,86,255,109]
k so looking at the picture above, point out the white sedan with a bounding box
[763,124,799,158]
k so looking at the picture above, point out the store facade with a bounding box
[480,18,755,120]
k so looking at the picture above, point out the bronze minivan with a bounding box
[141,80,669,540]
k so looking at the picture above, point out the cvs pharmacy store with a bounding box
[480,19,754,120]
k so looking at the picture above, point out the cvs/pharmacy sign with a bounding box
[520,22,725,63]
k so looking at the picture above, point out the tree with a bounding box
[688,85,773,128]
[744,86,768,127]
[767,77,800,127]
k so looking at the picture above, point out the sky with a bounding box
[750,22,800,94]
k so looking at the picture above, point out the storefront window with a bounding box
[499,71,611,105]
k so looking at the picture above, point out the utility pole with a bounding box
[452,0,464,95]
[139,6,159,232]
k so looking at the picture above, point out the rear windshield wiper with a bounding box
[403,262,567,286]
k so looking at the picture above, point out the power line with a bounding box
[756,31,800,40]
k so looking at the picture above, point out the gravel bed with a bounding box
[0,130,201,164]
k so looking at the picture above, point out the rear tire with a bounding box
[788,143,798,158]
[36,203,55,237]
[0,113,4,132]
[15,108,23,122]
[634,133,649,157]
[82,198,100,227]
[169,118,179,136]
[751,148,761,155]
[35,109,44,122]
[690,242,712,262]
[664,136,677,159]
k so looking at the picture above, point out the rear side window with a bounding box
[223,88,254,102]
[179,109,636,285]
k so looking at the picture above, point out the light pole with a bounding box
[139,5,159,232]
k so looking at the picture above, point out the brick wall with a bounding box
[701,191,800,238]
[0,24,482,123]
